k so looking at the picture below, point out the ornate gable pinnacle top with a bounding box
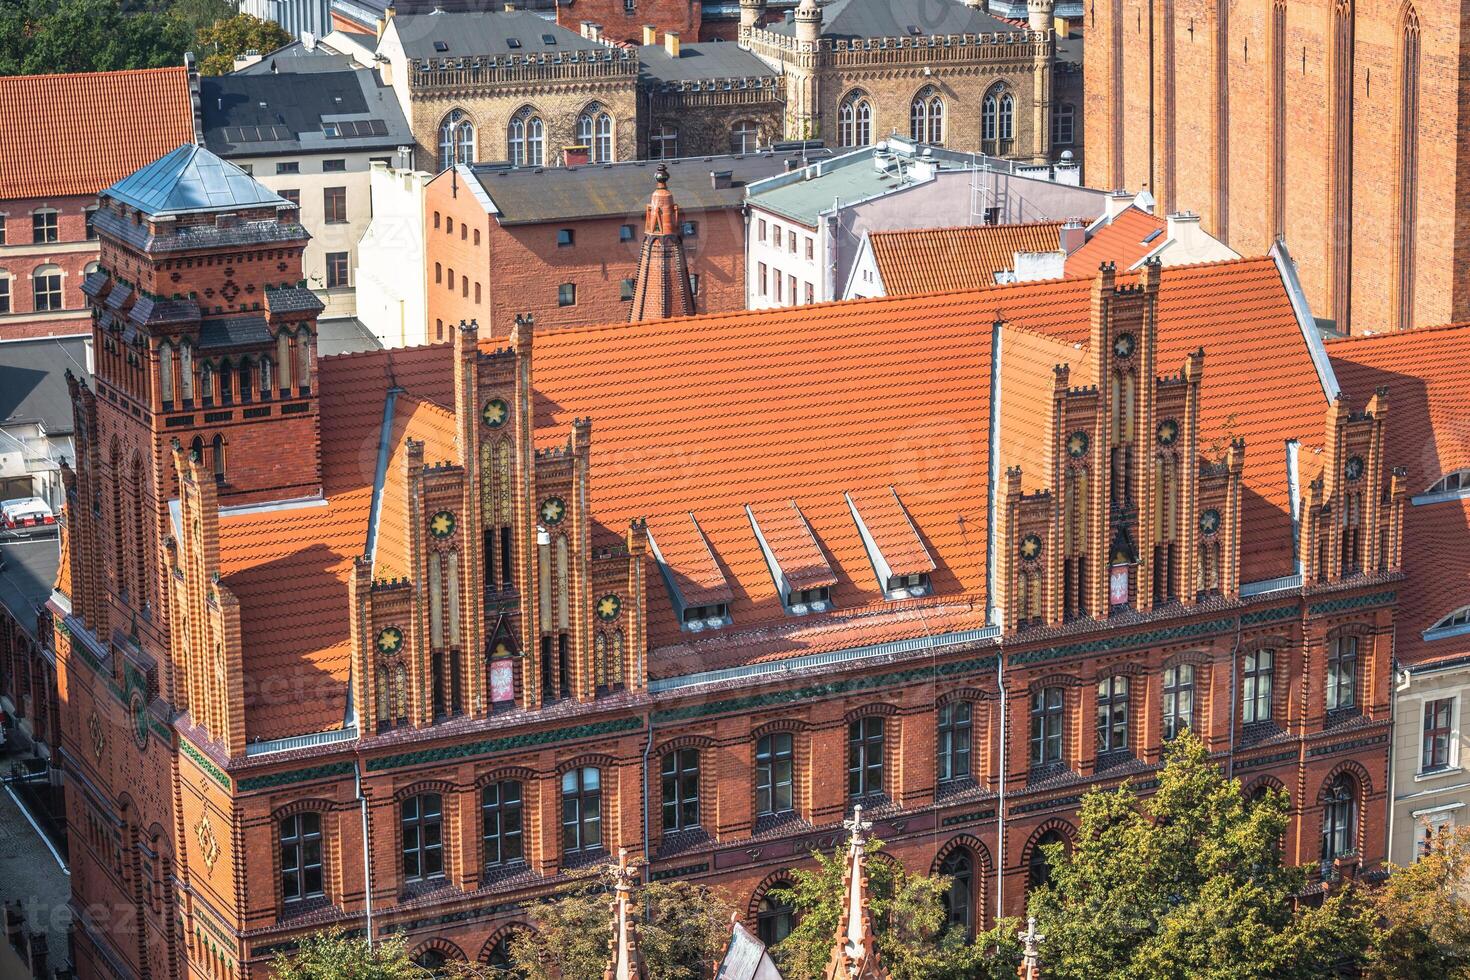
[604,848,650,980]
[824,805,889,980]
[629,164,696,322]
[644,164,679,237]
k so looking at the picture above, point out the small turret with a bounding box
[795,0,822,45]
[627,165,695,322]
[739,0,765,30]
[1028,0,1054,32]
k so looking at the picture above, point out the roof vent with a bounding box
[542,33,557,44]
[506,37,521,48]
[433,39,448,51]
[710,169,733,189]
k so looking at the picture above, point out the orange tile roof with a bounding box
[749,501,838,589]
[1328,323,1470,666]
[0,67,194,200]
[868,223,1064,294]
[218,345,455,740]
[1063,207,1166,277]
[374,394,461,582]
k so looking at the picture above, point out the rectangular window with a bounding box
[280,188,301,208]
[401,793,444,882]
[279,813,324,904]
[557,228,575,247]
[1326,635,1358,712]
[1095,675,1129,754]
[326,251,349,289]
[937,702,972,783]
[788,230,796,253]
[558,283,576,306]
[689,273,699,296]
[0,278,9,314]
[787,274,795,302]
[619,278,634,301]
[660,748,701,832]
[32,211,57,244]
[1030,687,1064,766]
[561,767,602,854]
[620,224,635,242]
[33,271,61,311]
[0,215,7,245]
[85,208,98,240]
[239,163,253,175]
[773,269,782,303]
[758,219,767,241]
[805,282,814,304]
[805,237,814,261]
[323,186,347,224]
[322,158,347,172]
[847,716,885,799]
[758,262,767,296]
[276,161,300,175]
[1423,697,1454,772]
[772,223,781,246]
[1242,649,1274,724]
[681,220,697,238]
[1416,810,1456,859]
[755,733,794,816]
[481,780,524,868]
[1163,664,1195,739]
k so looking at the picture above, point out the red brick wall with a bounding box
[556,0,703,43]
[0,193,101,339]
[1085,0,1468,332]
[425,174,748,336]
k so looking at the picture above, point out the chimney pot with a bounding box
[664,30,681,56]
[643,23,658,45]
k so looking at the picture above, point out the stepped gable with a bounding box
[1328,322,1470,665]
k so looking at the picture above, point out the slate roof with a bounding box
[1327,323,1470,667]
[317,317,385,356]
[868,222,1065,293]
[468,151,821,224]
[0,538,62,643]
[233,42,359,74]
[638,42,778,82]
[201,69,413,157]
[767,0,1017,40]
[0,66,194,200]
[265,286,327,316]
[198,317,273,350]
[391,10,605,59]
[0,336,90,433]
[106,145,288,217]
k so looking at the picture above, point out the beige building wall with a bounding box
[1390,663,1470,865]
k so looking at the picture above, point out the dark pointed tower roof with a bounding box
[628,164,696,322]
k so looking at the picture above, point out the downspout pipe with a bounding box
[1225,615,1242,781]
[355,758,374,947]
[1387,631,1405,865]
[642,711,655,887]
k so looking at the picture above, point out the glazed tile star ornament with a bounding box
[1199,508,1221,536]
[377,626,404,654]
[1067,430,1090,458]
[429,510,456,538]
[540,496,566,525]
[596,594,622,621]
[482,398,508,428]
[1019,533,1043,561]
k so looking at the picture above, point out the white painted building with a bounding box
[355,163,432,348]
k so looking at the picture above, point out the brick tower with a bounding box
[627,164,696,322]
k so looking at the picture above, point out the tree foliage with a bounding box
[271,930,426,980]
[194,12,293,75]
[1366,822,1470,979]
[772,838,1021,980]
[1026,731,1375,980]
[505,868,733,980]
[0,0,188,75]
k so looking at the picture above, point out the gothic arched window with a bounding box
[910,86,944,144]
[508,107,545,167]
[1320,773,1358,864]
[438,109,475,171]
[577,103,614,163]
[939,848,974,936]
[839,90,872,147]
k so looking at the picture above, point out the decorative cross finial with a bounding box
[1018,917,1045,978]
[612,846,639,891]
[844,804,872,848]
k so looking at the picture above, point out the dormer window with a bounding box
[885,572,930,599]
[787,586,830,615]
[1425,605,1470,641]
[682,603,729,631]
[747,501,837,616]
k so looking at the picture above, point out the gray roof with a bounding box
[106,145,288,217]
[199,316,273,350]
[0,336,89,434]
[392,10,604,59]
[233,41,360,74]
[470,150,829,224]
[92,208,307,254]
[265,286,327,315]
[638,42,777,83]
[768,0,1015,40]
[0,538,61,642]
[318,317,385,357]
[202,69,413,158]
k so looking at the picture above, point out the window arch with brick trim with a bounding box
[748,870,799,948]
[931,834,993,936]
[1324,625,1371,717]
[845,704,896,803]
[1022,819,1075,891]
[558,755,614,859]
[1318,765,1366,869]
[411,937,466,973]
[838,89,873,147]
[395,782,455,886]
[1239,636,1288,728]
[271,799,335,913]
[479,923,534,967]
[439,108,476,171]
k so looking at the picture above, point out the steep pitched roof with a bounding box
[106,144,287,217]
[0,66,194,200]
[1063,206,1166,277]
[868,223,1064,294]
[1327,323,1470,666]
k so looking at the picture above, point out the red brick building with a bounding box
[1084,0,1458,335]
[57,145,1407,979]
[0,64,197,340]
[424,153,798,339]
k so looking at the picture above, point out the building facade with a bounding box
[53,145,1411,980]
[1084,0,1460,334]
[0,65,196,340]
[355,163,433,348]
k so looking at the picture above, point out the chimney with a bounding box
[1012,250,1066,283]
[1059,219,1086,254]
[664,30,680,57]
[1166,210,1200,239]
[643,23,658,44]
[1104,189,1134,222]
[710,169,733,189]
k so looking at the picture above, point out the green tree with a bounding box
[194,11,292,75]
[0,0,185,75]
[505,868,733,980]
[1366,823,1470,979]
[271,930,427,980]
[772,838,1021,980]
[1027,731,1375,980]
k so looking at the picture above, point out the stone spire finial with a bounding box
[823,805,888,980]
[1017,917,1045,980]
[603,848,649,980]
[627,165,695,322]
